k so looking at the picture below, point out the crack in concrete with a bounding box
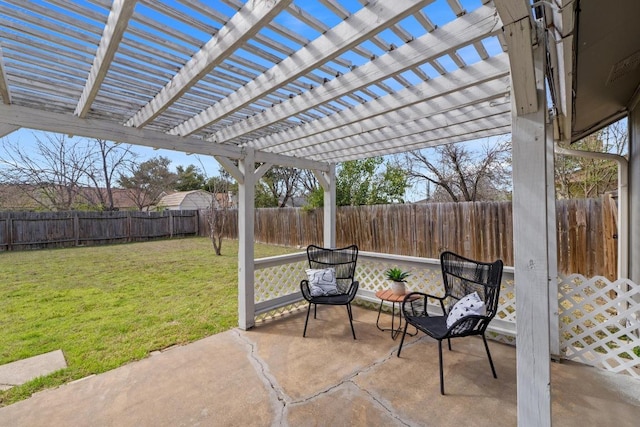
[232,330,291,427]
[232,328,429,426]
[342,337,429,427]
[288,335,429,406]
[348,379,416,427]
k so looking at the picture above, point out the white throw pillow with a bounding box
[306,268,338,297]
[446,291,486,328]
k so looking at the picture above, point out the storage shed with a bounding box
[157,190,213,211]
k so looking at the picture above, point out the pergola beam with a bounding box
[74,0,136,118]
[212,4,501,144]
[169,0,436,137]
[0,44,12,104]
[495,0,538,116]
[279,78,510,157]
[549,0,576,143]
[290,101,511,159]
[125,0,293,129]
[320,112,512,161]
[0,103,330,173]
[1,103,241,158]
[0,123,19,137]
[350,126,513,161]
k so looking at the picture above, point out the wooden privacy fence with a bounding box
[0,210,199,250]
[0,197,617,278]
[198,196,618,278]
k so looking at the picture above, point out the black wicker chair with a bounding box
[300,244,359,339]
[397,251,503,394]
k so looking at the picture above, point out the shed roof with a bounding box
[158,190,212,207]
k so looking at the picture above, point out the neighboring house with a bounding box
[0,184,146,211]
[0,184,41,210]
[279,196,307,207]
[157,190,215,210]
[78,187,146,211]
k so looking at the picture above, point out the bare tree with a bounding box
[405,139,512,202]
[0,133,94,210]
[257,166,303,207]
[203,169,234,256]
[83,139,137,210]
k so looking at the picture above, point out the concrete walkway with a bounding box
[1,306,639,426]
[0,350,67,391]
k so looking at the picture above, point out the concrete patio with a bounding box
[1,305,639,426]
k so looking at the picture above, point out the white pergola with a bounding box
[1,1,639,426]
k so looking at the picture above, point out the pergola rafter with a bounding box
[74,0,136,118]
[0,44,11,105]
[169,0,436,138]
[253,55,511,157]
[0,0,516,163]
[295,101,512,161]
[211,4,501,145]
[125,0,293,129]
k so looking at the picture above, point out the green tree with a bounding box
[306,157,408,208]
[555,120,627,199]
[175,164,206,191]
[337,158,408,206]
[118,156,177,210]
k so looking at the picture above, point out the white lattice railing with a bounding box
[254,251,516,338]
[254,251,309,321]
[559,274,640,378]
[254,251,640,379]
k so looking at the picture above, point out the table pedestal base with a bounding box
[375,289,418,340]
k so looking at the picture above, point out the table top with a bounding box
[375,289,420,303]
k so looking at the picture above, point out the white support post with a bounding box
[628,94,640,327]
[629,98,640,283]
[511,28,552,427]
[324,164,336,248]
[238,149,256,330]
[313,164,336,248]
[546,122,560,359]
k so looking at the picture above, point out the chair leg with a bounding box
[314,303,317,319]
[482,335,498,378]
[397,321,410,357]
[447,337,452,351]
[346,304,356,339]
[438,340,445,395]
[303,303,312,337]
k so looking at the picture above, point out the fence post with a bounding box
[127,211,132,242]
[74,212,80,246]
[7,214,12,251]
[168,210,173,238]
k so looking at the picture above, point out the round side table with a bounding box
[375,289,419,340]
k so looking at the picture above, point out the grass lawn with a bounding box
[0,237,297,406]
